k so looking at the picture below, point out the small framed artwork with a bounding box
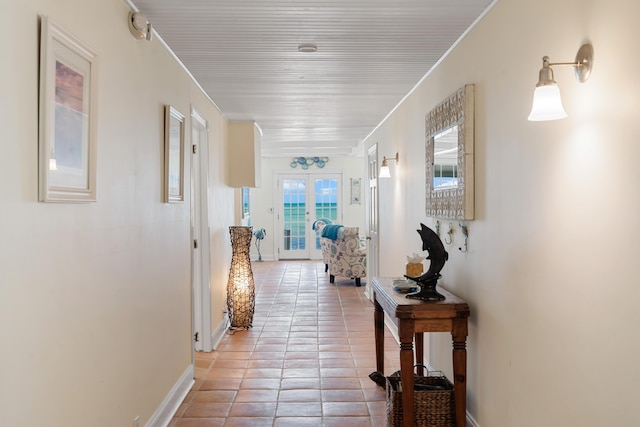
[350,178,361,204]
[164,105,185,203]
[39,16,98,202]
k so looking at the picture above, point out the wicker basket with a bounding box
[386,370,456,427]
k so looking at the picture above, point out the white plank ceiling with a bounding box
[131,0,494,157]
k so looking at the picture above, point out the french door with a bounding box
[277,172,341,260]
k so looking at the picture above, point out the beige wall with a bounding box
[248,157,366,261]
[4,0,639,425]
[365,0,640,425]
[0,1,234,426]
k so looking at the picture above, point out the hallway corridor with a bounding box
[169,261,400,426]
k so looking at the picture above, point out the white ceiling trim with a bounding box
[130,0,496,157]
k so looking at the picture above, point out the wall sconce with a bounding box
[49,149,57,171]
[128,11,153,41]
[528,43,593,121]
[226,226,255,329]
[379,152,399,178]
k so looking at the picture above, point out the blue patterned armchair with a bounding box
[323,226,367,286]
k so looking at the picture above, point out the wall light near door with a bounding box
[227,226,255,329]
[49,149,57,171]
[379,152,399,178]
[528,43,594,121]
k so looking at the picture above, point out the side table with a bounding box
[371,276,470,427]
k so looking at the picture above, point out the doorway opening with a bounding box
[277,172,342,260]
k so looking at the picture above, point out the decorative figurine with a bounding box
[405,223,449,301]
[253,228,266,261]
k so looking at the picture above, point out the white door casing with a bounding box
[190,107,212,352]
[366,145,380,299]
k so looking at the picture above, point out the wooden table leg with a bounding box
[415,332,424,376]
[452,318,468,427]
[374,295,385,373]
[399,319,415,427]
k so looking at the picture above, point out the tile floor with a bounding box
[169,260,401,427]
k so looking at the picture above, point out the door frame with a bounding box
[190,107,212,352]
[365,144,380,300]
[274,169,343,260]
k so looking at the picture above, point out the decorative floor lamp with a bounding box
[226,226,255,329]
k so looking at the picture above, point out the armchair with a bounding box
[324,226,367,286]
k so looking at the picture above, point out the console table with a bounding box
[371,276,470,427]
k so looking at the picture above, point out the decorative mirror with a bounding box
[425,84,475,220]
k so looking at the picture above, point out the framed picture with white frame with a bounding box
[164,105,185,203]
[38,16,98,202]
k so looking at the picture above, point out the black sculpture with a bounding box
[405,223,449,301]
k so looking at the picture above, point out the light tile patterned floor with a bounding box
[169,260,401,427]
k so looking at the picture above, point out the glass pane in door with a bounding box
[313,178,338,251]
[282,179,306,252]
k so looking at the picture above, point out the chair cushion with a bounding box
[312,218,332,231]
[321,224,344,240]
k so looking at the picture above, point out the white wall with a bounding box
[365,0,640,425]
[249,157,366,261]
[0,1,234,426]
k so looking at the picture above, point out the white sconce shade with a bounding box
[528,84,567,121]
[379,159,391,178]
[49,148,57,170]
[379,152,398,178]
[527,43,593,122]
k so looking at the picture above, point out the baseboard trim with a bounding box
[251,255,276,262]
[466,411,480,427]
[145,364,194,427]
[211,315,230,350]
